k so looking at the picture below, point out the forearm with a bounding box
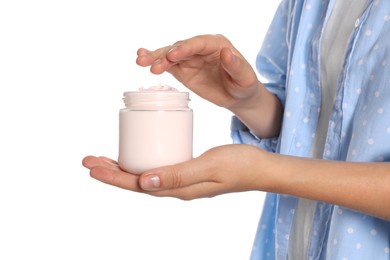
[260,152,390,220]
[229,82,283,138]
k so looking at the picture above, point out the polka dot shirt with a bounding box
[231,0,390,259]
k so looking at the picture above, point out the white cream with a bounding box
[138,84,177,92]
[118,85,193,174]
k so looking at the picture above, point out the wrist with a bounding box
[228,81,263,114]
[229,82,283,138]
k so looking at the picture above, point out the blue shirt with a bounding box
[231,0,390,259]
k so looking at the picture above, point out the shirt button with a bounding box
[355,18,360,27]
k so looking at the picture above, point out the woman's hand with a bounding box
[136,34,283,138]
[136,34,259,110]
[82,144,390,219]
[82,144,270,200]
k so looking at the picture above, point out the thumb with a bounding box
[220,47,256,87]
[138,159,209,191]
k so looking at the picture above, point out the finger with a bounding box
[138,157,217,192]
[220,47,257,87]
[99,156,119,166]
[82,156,117,169]
[136,47,177,74]
[89,165,142,192]
[136,50,160,67]
[82,155,102,168]
[166,34,228,62]
[137,48,150,56]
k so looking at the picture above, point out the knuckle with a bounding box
[172,40,183,46]
[166,166,183,189]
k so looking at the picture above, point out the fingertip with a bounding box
[136,48,150,56]
[149,58,172,75]
[139,174,161,191]
[136,55,152,67]
[82,155,97,168]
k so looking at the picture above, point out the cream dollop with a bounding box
[139,84,177,92]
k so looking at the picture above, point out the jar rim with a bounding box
[123,90,190,109]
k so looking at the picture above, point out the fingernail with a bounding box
[140,175,161,190]
[82,156,98,168]
[167,46,178,54]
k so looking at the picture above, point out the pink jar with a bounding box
[118,86,193,174]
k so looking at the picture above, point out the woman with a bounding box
[83,0,390,259]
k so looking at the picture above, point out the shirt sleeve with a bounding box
[231,116,279,152]
[256,0,292,105]
[231,0,291,153]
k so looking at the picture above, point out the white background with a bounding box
[0,1,280,259]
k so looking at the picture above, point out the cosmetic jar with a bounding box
[118,85,193,174]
